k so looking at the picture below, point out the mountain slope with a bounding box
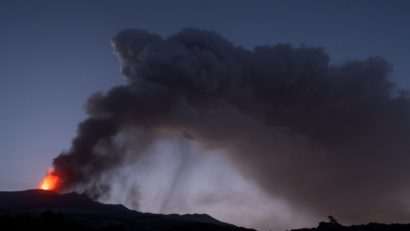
[0,189,254,231]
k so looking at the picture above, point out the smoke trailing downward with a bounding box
[53,28,410,224]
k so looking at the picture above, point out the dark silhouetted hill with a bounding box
[0,189,253,231]
[3,190,409,231]
[290,216,410,231]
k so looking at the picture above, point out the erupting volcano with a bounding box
[39,171,60,191]
[46,28,410,229]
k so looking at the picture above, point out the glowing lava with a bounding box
[39,172,60,191]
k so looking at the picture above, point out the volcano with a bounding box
[0,189,253,231]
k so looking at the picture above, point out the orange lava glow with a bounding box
[39,172,60,191]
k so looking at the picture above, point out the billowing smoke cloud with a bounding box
[53,28,410,226]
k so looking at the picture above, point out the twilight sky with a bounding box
[1,1,410,230]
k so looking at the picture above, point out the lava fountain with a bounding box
[39,170,60,191]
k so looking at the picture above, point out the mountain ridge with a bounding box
[0,189,254,231]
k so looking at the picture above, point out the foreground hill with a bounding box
[0,189,253,231]
[2,190,410,231]
[291,217,410,231]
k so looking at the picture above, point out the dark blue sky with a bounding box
[0,1,409,227]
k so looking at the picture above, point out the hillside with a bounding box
[0,189,253,231]
[2,190,410,231]
[291,216,410,231]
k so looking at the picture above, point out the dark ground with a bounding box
[1,190,409,231]
[291,216,410,231]
[0,189,253,231]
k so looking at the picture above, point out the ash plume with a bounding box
[53,28,410,224]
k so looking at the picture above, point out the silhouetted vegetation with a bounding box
[4,210,410,231]
[291,216,410,231]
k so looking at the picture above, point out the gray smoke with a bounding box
[53,28,410,225]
